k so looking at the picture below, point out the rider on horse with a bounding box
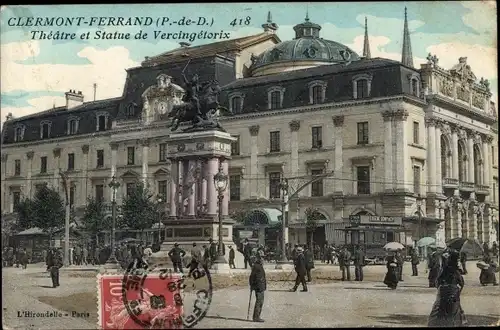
[182,72,202,118]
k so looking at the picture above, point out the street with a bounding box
[2,262,499,329]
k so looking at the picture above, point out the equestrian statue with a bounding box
[167,60,232,132]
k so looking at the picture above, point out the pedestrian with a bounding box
[410,248,419,276]
[478,255,499,286]
[353,245,365,281]
[74,245,81,265]
[290,246,308,292]
[20,248,29,269]
[383,255,399,289]
[208,239,218,267]
[428,248,441,288]
[188,242,202,277]
[68,246,74,265]
[228,245,236,269]
[304,246,314,282]
[168,243,186,273]
[428,249,468,327]
[83,245,88,265]
[202,245,210,269]
[322,242,328,263]
[46,248,63,288]
[395,250,404,281]
[249,254,266,322]
[291,244,299,262]
[459,251,467,275]
[339,246,352,281]
[242,239,253,269]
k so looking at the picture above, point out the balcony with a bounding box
[475,184,490,196]
[443,178,459,189]
[459,181,475,192]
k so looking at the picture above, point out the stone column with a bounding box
[249,125,259,197]
[178,160,185,216]
[206,158,219,216]
[53,148,61,191]
[187,159,197,217]
[1,154,7,212]
[394,110,409,191]
[141,139,150,186]
[482,136,490,195]
[110,142,118,201]
[81,145,90,203]
[333,115,344,194]
[451,126,459,180]
[471,203,478,240]
[289,120,300,177]
[466,131,474,183]
[26,151,34,198]
[201,178,207,210]
[221,160,229,217]
[382,111,393,191]
[486,207,493,244]
[426,119,437,194]
[169,160,178,217]
[456,205,462,238]
[435,122,442,193]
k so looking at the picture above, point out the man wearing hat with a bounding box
[290,246,308,292]
[168,243,186,273]
[241,238,253,269]
[339,246,352,281]
[188,242,203,277]
[228,245,236,269]
[208,238,218,267]
[249,253,267,322]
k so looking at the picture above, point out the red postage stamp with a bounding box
[97,272,184,329]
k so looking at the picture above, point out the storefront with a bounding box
[232,208,281,249]
[336,215,406,258]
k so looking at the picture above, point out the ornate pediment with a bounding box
[141,74,185,124]
[121,170,140,179]
[154,168,170,177]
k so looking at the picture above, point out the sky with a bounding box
[0,2,497,127]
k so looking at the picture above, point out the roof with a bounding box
[143,32,281,65]
[223,57,401,90]
[15,227,45,235]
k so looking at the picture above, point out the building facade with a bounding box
[1,10,498,247]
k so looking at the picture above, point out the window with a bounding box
[229,175,241,201]
[14,160,21,176]
[270,131,280,152]
[127,147,135,165]
[126,183,135,196]
[231,137,240,156]
[356,79,369,99]
[95,184,104,202]
[69,184,76,207]
[412,79,419,96]
[96,150,104,168]
[356,166,370,195]
[41,123,50,139]
[357,122,369,145]
[311,169,324,197]
[13,191,21,210]
[14,126,24,142]
[158,180,168,199]
[159,143,167,162]
[312,86,323,104]
[413,166,421,195]
[270,91,281,110]
[231,96,242,113]
[68,153,75,171]
[269,172,281,199]
[68,119,78,135]
[387,232,395,242]
[40,156,47,173]
[97,115,107,131]
[312,126,322,148]
[413,121,420,144]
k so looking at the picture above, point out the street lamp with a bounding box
[105,176,120,265]
[156,196,164,244]
[415,194,423,246]
[213,163,228,264]
[279,178,289,264]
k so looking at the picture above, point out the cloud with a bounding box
[1,95,66,123]
[461,1,497,35]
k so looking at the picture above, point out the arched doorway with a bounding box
[233,208,282,250]
[305,209,327,249]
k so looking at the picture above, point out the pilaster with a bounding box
[482,135,491,201]
[289,120,300,177]
[451,125,459,180]
[426,118,437,193]
[206,158,219,216]
[187,159,197,217]
[435,120,442,193]
[466,130,475,183]
[382,111,394,191]
[81,145,90,202]
[394,109,409,191]
[53,148,61,191]
[169,160,178,217]
[249,125,259,197]
[333,115,344,194]
[141,139,150,186]
[26,151,34,198]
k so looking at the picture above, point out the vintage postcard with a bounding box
[1,2,499,329]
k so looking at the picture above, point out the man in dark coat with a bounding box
[228,246,236,269]
[208,239,218,265]
[428,248,441,288]
[291,244,299,262]
[202,245,211,269]
[411,248,420,276]
[304,246,315,282]
[188,243,202,277]
[242,239,253,269]
[249,256,266,322]
[290,247,308,292]
[395,251,404,281]
[459,251,468,275]
[168,243,186,273]
[353,245,365,281]
[46,248,62,288]
[339,246,351,281]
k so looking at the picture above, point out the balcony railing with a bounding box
[443,178,459,188]
[475,184,490,195]
[459,181,475,191]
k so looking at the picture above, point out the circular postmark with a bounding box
[121,257,213,329]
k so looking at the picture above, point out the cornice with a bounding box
[427,94,496,125]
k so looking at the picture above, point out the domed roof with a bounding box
[250,15,360,71]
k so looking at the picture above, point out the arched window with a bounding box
[308,80,327,104]
[412,78,419,96]
[352,74,373,100]
[356,79,369,98]
[312,86,322,104]
[270,91,280,109]
[231,97,241,113]
[440,135,451,178]
[458,141,466,182]
[267,86,286,110]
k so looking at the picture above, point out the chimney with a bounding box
[65,89,84,109]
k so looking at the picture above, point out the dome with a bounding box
[249,15,360,75]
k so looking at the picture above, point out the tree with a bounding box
[81,197,110,242]
[14,197,35,231]
[122,182,156,236]
[31,184,65,242]
[305,207,323,250]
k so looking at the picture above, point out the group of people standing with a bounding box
[2,247,29,269]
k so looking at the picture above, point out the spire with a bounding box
[305,7,310,22]
[362,17,371,59]
[267,11,272,23]
[401,7,414,68]
[262,11,278,33]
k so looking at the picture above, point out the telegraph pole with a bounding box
[59,171,71,267]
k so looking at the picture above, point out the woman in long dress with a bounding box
[479,256,499,286]
[383,255,399,289]
[428,249,468,327]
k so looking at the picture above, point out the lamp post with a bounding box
[416,195,423,245]
[213,162,228,264]
[279,178,289,264]
[105,176,120,265]
[157,196,164,244]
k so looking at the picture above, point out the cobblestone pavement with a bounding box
[2,262,499,329]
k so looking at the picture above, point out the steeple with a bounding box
[362,17,371,59]
[401,7,414,68]
[293,11,322,39]
[262,11,278,34]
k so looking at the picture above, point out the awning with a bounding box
[243,208,282,226]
